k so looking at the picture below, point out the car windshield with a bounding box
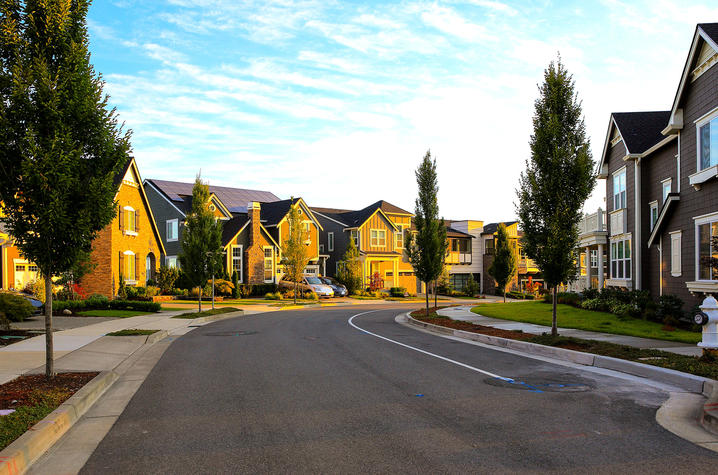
[305,277,323,285]
[319,277,332,285]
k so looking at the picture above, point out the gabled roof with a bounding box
[446,226,473,238]
[647,193,680,248]
[261,197,323,231]
[375,200,412,215]
[481,221,517,235]
[145,179,280,217]
[664,23,718,134]
[221,215,249,246]
[612,111,671,154]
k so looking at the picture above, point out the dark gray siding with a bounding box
[144,182,185,260]
[315,214,347,278]
[605,134,636,282]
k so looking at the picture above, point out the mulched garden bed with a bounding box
[1,372,99,410]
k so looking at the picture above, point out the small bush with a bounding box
[157,267,180,294]
[304,291,319,301]
[145,286,160,298]
[581,287,600,300]
[0,292,34,322]
[212,279,234,296]
[389,287,406,297]
[581,298,606,311]
[264,292,281,300]
[543,292,582,307]
[464,276,480,297]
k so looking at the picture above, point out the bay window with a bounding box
[610,239,631,279]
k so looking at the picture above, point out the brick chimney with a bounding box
[248,201,261,246]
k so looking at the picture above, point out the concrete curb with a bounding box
[0,370,118,475]
[403,312,715,394]
[144,330,169,345]
[701,379,718,435]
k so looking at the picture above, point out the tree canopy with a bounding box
[488,223,517,302]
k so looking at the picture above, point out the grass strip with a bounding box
[106,329,159,336]
[77,309,151,318]
[172,307,240,319]
[471,301,701,344]
[0,390,68,451]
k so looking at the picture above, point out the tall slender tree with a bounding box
[179,175,223,312]
[487,223,517,303]
[517,57,595,336]
[0,0,131,378]
[336,239,362,295]
[282,199,311,304]
[407,150,447,316]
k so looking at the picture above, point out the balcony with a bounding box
[579,208,609,247]
[446,252,472,265]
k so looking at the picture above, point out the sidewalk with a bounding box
[439,306,703,357]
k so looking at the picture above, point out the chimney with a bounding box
[248,201,261,246]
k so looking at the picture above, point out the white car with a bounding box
[303,276,334,298]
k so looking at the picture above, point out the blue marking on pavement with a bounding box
[415,394,424,397]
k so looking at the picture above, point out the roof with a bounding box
[612,111,671,154]
[481,221,517,235]
[376,200,412,215]
[311,206,353,215]
[113,157,134,187]
[700,22,718,45]
[221,215,249,246]
[260,198,296,226]
[145,179,280,215]
[446,226,473,238]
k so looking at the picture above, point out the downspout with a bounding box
[677,131,681,193]
[658,235,663,296]
[632,158,641,290]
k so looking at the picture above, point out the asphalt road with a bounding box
[82,305,718,474]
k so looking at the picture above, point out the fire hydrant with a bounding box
[696,296,718,351]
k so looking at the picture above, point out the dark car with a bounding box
[319,277,348,297]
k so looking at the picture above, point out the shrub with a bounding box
[212,279,234,296]
[464,276,480,297]
[580,298,606,311]
[52,298,160,313]
[507,291,534,300]
[85,294,109,308]
[657,294,684,322]
[264,292,281,300]
[390,287,406,297]
[304,291,318,300]
[0,292,35,322]
[581,287,599,300]
[231,271,240,298]
[543,292,582,307]
[145,286,160,298]
[157,266,180,294]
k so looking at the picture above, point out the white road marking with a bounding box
[348,310,512,382]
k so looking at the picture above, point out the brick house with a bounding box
[597,23,718,308]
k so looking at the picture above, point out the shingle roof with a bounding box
[311,206,353,216]
[260,198,297,226]
[699,23,718,45]
[221,214,249,246]
[481,221,517,235]
[376,200,412,215]
[446,226,473,238]
[146,179,280,215]
[612,111,671,154]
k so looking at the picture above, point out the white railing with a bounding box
[579,208,606,236]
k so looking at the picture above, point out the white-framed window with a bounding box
[670,231,682,277]
[612,168,626,210]
[166,219,178,242]
[328,232,334,252]
[370,229,386,247]
[649,201,658,230]
[263,247,273,282]
[662,179,672,204]
[304,222,311,234]
[610,239,631,279]
[165,256,178,269]
[697,215,718,281]
[395,225,405,249]
[231,245,243,282]
[590,250,598,268]
[350,230,359,248]
[122,250,136,282]
[697,108,718,171]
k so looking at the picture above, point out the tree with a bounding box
[0,1,132,378]
[179,176,223,312]
[281,199,310,304]
[487,224,517,303]
[336,239,362,295]
[407,150,448,316]
[517,57,596,336]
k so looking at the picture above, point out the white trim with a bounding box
[694,213,718,282]
[165,255,178,269]
[677,131,681,193]
[143,180,187,217]
[612,166,627,211]
[263,246,274,283]
[328,232,334,252]
[312,210,348,227]
[661,178,672,204]
[166,218,179,242]
[696,106,718,175]
[669,230,682,277]
[370,228,386,247]
[230,244,244,283]
[641,134,677,157]
[634,160,641,290]
[649,201,658,231]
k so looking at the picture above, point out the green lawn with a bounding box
[471,301,701,344]
[77,309,151,318]
[172,307,241,319]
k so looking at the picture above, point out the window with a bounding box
[649,202,658,230]
[395,226,405,249]
[15,265,25,272]
[350,230,359,248]
[28,265,38,272]
[590,250,598,268]
[485,238,495,255]
[319,244,324,253]
[698,220,718,280]
[328,232,334,252]
[698,113,718,171]
[662,179,672,204]
[231,245,243,282]
[121,206,139,234]
[304,222,311,234]
[613,169,626,210]
[264,248,273,282]
[122,251,136,282]
[670,231,682,277]
[370,229,386,247]
[610,239,631,279]
[166,219,178,242]
[165,256,178,269]
[451,239,459,252]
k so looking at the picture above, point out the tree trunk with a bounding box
[294,281,298,305]
[425,281,429,316]
[198,287,202,313]
[503,285,506,303]
[433,280,437,308]
[552,286,558,336]
[45,277,54,379]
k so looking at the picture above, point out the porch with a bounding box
[569,208,608,292]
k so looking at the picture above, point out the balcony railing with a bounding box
[446,252,471,264]
[579,208,606,236]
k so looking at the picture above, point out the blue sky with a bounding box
[87,1,718,222]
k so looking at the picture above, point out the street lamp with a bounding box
[206,250,227,310]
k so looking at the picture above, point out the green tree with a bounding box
[281,199,310,304]
[336,239,362,294]
[407,150,448,316]
[517,57,595,336]
[0,0,131,378]
[179,175,223,312]
[487,224,517,303]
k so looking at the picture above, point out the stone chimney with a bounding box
[248,201,261,246]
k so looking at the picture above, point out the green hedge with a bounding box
[0,293,35,322]
[507,291,535,300]
[52,298,161,314]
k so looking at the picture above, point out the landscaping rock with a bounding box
[63,309,72,315]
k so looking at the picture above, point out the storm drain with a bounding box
[485,377,592,393]
[203,331,258,337]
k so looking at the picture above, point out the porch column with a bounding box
[585,246,591,289]
[597,243,605,289]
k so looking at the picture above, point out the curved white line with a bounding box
[348,310,512,382]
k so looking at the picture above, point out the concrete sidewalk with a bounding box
[439,306,703,357]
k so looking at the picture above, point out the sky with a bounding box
[86,0,718,223]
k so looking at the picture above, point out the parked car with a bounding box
[278,276,334,298]
[319,277,347,297]
[12,292,43,315]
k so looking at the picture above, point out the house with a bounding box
[312,201,418,292]
[480,221,541,294]
[444,220,481,291]
[570,208,609,292]
[597,23,718,308]
[0,221,40,291]
[144,179,280,269]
